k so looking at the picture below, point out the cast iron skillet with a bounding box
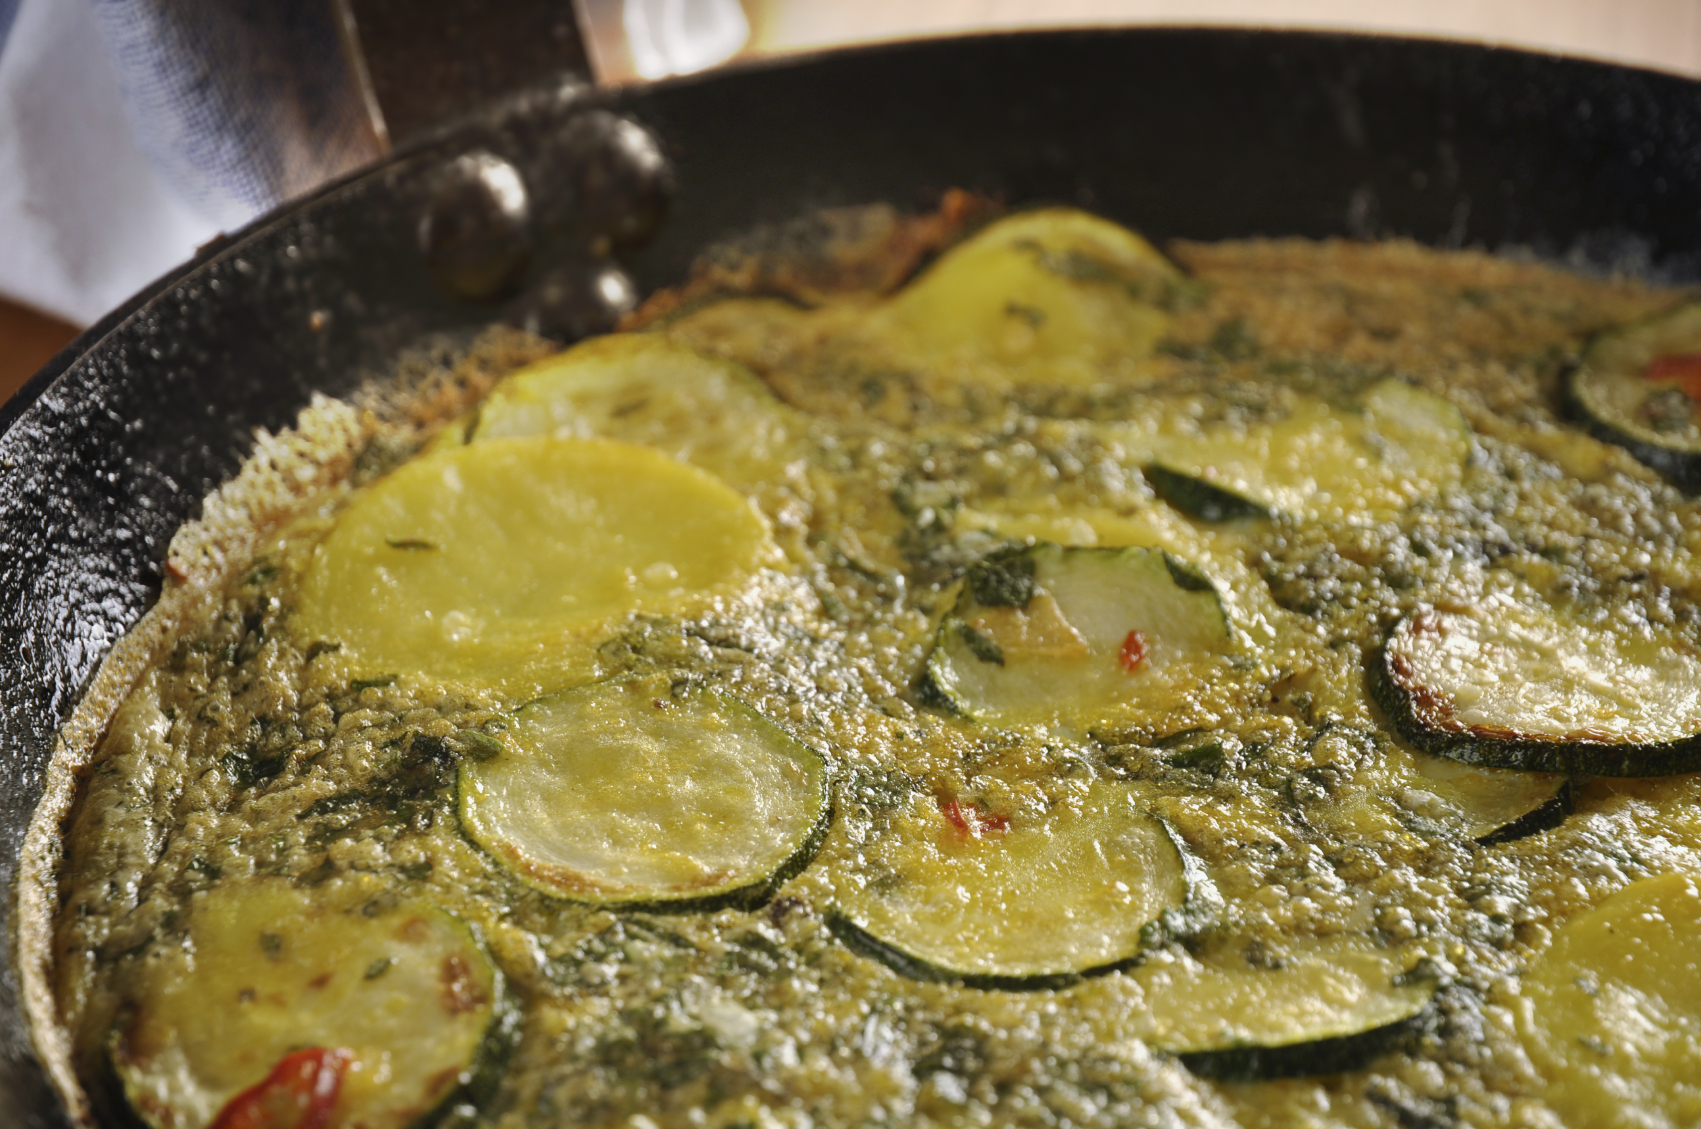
[6,28,1701,1127]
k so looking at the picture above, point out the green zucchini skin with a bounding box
[1176,1002,1435,1082]
[458,677,833,913]
[454,770,833,918]
[1562,363,1701,493]
[1562,302,1701,492]
[1154,816,1226,938]
[827,817,1221,991]
[1371,640,1701,777]
[593,803,834,917]
[1473,779,1576,847]
[1144,463,1276,522]
[918,542,1237,720]
[407,956,520,1129]
[823,914,1103,993]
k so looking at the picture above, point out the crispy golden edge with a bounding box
[15,327,553,1128]
[18,190,984,1120]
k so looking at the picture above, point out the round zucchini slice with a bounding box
[1131,933,1437,1080]
[1146,379,1470,523]
[1376,601,1701,775]
[1566,301,1701,490]
[1308,728,1572,846]
[1519,872,1701,1126]
[1144,464,1276,522]
[922,542,1238,722]
[112,879,506,1129]
[458,675,829,910]
[294,436,774,684]
[828,778,1207,989]
[882,208,1182,384]
[470,333,803,489]
[1439,762,1573,846]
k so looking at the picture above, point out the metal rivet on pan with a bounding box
[419,152,533,304]
[558,111,674,252]
[517,261,638,342]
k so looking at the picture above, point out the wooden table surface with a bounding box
[0,301,77,403]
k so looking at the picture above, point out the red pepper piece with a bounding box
[1118,629,1149,673]
[938,796,1009,838]
[1645,352,1701,402]
[209,1046,353,1129]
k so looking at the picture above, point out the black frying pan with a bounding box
[7,28,1701,1127]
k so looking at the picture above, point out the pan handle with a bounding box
[336,0,596,149]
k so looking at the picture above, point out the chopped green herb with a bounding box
[1163,553,1217,593]
[1158,276,1210,311]
[300,791,366,819]
[1166,743,1226,769]
[221,748,287,790]
[1210,317,1259,360]
[965,549,1036,608]
[955,621,1006,666]
[452,730,504,762]
[186,857,222,879]
[1004,302,1046,327]
[844,767,920,814]
[1154,728,1211,750]
[408,732,455,766]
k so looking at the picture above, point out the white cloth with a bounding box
[0,0,377,329]
[0,0,232,327]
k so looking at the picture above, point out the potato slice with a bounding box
[1136,933,1435,1079]
[883,208,1182,385]
[1519,872,1701,1127]
[1145,379,1470,524]
[472,333,804,490]
[295,436,774,684]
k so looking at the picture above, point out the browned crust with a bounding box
[15,328,552,1128]
[1386,613,1467,735]
[1386,611,1679,748]
[621,189,998,329]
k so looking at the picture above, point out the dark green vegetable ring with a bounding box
[1372,608,1701,777]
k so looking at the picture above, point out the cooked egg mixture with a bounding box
[50,207,1701,1129]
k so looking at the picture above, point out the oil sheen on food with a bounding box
[51,207,1701,1129]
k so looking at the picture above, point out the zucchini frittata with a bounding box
[43,206,1701,1129]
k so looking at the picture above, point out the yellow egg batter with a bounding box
[38,204,1701,1129]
